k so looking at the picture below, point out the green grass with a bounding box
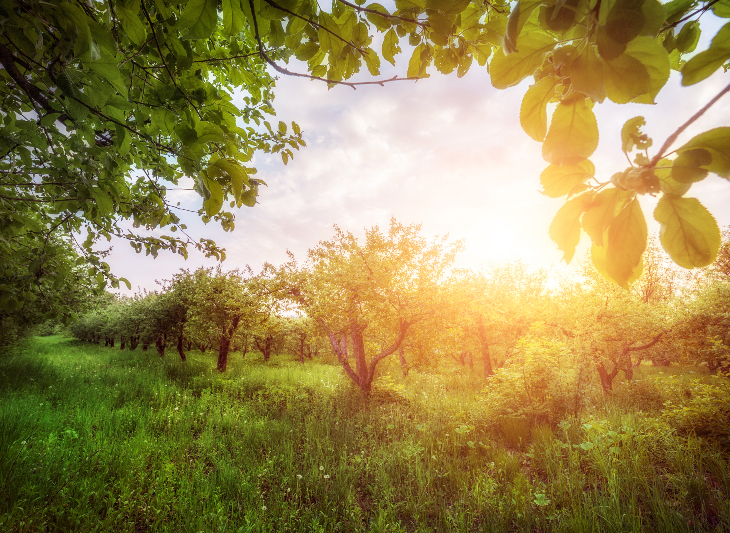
[1,336,729,532]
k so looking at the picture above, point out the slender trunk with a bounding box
[217,317,241,372]
[120,336,125,350]
[130,336,139,350]
[177,326,186,362]
[351,327,370,392]
[399,345,409,378]
[194,341,207,354]
[185,340,192,351]
[621,345,634,381]
[156,334,166,357]
[110,337,115,348]
[255,336,273,361]
[241,335,249,359]
[299,334,306,364]
[477,315,493,378]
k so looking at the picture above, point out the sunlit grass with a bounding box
[1,336,728,532]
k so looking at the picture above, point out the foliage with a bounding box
[479,325,584,425]
[663,378,730,450]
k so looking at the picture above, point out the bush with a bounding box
[662,379,730,450]
[479,325,585,428]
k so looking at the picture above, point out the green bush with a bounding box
[662,379,730,450]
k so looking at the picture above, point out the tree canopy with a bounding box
[2,0,730,331]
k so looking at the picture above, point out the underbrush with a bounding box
[0,336,728,532]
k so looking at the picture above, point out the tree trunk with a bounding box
[185,340,192,351]
[176,326,186,362]
[299,334,306,363]
[255,336,273,361]
[241,334,249,359]
[477,314,493,378]
[120,336,125,350]
[110,337,115,348]
[217,316,241,372]
[156,334,166,357]
[130,336,139,350]
[596,362,620,393]
[194,341,207,354]
[399,345,409,378]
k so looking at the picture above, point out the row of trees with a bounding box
[72,220,730,397]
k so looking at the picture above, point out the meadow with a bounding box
[1,336,729,533]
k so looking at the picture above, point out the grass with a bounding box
[0,336,729,532]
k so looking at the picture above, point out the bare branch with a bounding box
[336,0,429,28]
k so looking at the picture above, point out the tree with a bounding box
[288,219,461,394]
[3,0,729,317]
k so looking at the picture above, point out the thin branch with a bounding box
[247,0,422,89]
[651,81,730,166]
[264,0,366,56]
[661,0,720,32]
[119,37,154,67]
[140,3,203,120]
[193,51,266,63]
[336,0,429,28]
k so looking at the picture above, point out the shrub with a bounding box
[662,379,730,450]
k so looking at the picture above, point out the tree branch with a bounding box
[263,0,366,56]
[336,0,429,28]
[247,0,422,89]
[627,330,668,352]
[651,81,730,166]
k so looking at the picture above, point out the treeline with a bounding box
[71,220,730,404]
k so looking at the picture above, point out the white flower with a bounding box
[323,475,330,479]
[297,474,302,479]
[261,505,267,511]
[319,465,324,471]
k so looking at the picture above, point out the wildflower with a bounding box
[323,475,330,479]
[319,465,324,471]
[297,474,302,480]
[261,505,267,511]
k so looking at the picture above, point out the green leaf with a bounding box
[382,29,401,66]
[201,170,224,216]
[605,197,646,287]
[116,4,147,46]
[490,31,557,89]
[542,94,599,165]
[655,194,720,268]
[671,149,711,183]
[363,48,381,76]
[549,194,590,263]
[582,188,630,246]
[365,3,391,31]
[178,0,218,40]
[681,22,730,85]
[408,44,428,78]
[90,187,114,215]
[675,20,701,53]
[673,127,730,179]
[540,159,595,198]
[503,0,543,55]
[570,45,607,102]
[520,75,558,142]
[434,47,458,74]
[223,0,246,35]
[212,158,250,205]
[604,37,669,104]
[295,41,320,61]
[655,159,691,196]
[591,242,643,286]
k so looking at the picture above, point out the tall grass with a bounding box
[0,336,728,532]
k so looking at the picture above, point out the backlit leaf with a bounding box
[621,116,652,153]
[582,187,631,246]
[655,194,720,268]
[570,45,607,102]
[504,0,544,55]
[490,31,557,89]
[540,160,595,198]
[605,197,646,288]
[542,94,599,165]
[520,75,558,142]
[549,194,590,263]
[681,23,730,85]
[604,37,669,104]
[382,29,401,66]
[674,127,730,179]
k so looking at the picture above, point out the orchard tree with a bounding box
[448,262,547,379]
[288,219,461,394]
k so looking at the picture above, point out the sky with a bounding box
[107,18,730,294]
